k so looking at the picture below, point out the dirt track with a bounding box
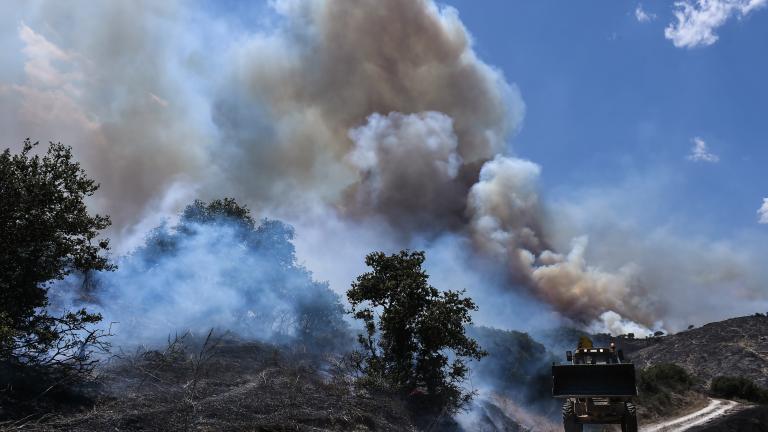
[642,399,739,432]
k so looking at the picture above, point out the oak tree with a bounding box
[348,250,486,414]
[0,139,112,370]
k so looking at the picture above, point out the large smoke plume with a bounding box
[213,0,655,329]
[2,0,767,338]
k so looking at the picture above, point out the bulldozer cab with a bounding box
[572,348,619,365]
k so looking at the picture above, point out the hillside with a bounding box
[0,336,417,432]
[5,315,768,431]
[630,315,768,389]
[0,335,534,432]
[692,405,768,432]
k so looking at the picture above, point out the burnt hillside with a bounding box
[0,335,417,432]
[630,315,768,388]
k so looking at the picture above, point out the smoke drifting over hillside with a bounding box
[2,0,767,337]
[210,0,656,329]
[50,209,349,350]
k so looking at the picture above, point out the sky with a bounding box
[1,0,767,335]
[205,0,768,235]
[441,0,768,235]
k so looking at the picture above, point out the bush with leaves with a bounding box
[347,250,486,415]
[0,140,112,373]
[710,376,768,404]
[639,363,695,395]
[635,363,699,419]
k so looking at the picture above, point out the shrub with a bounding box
[710,376,768,404]
[636,363,697,417]
[639,363,695,394]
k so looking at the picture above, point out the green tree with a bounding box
[347,250,486,414]
[0,139,112,370]
[180,197,255,230]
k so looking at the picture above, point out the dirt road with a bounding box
[642,399,739,432]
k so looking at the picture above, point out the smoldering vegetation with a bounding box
[467,327,556,410]
[5,0,768,343]
[1,333,415,432]
[0,198,569,431]
[50,199,351,353]
[3,197,756,430]
[2,178,751,430]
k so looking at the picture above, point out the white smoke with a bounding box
[467,155,544,261]
[465,158,654,327]
[528,238,646,326]
[50,216,348,349]
[4,0,767,339]
[212,0,524,222]
[344,111,466,232]
[590,311,652,337]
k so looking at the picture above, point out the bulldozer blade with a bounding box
[552,363,637,398]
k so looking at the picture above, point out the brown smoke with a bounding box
[213,0,657,327]
[0,1,207,233]
[214,0,521,229]
[464,156,655,326]
[2,0,670,330]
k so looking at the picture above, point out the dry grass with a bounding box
[1,333,415,432]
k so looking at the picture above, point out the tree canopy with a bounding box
[0,139,111,368]
[347,250,486,414]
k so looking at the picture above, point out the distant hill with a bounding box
[630,315,768,389]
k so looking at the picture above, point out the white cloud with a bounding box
[686,137,720,163]
[635,4,656,22]
[758,198,768,224]
[665,0,768,48]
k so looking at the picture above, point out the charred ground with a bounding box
[1,334,416,432]
[3,316,768,431]
[630,315,768,389]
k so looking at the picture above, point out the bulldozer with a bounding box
[552,337,638,432]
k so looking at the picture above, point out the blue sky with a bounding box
[441,0,768,236]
